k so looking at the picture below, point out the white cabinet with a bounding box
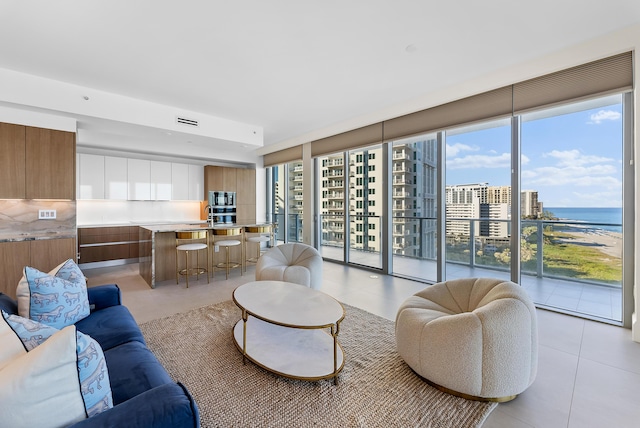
[77,153,105,199]
[127,159,151,200]
[151,161,172,200]
[171,163,189,200]
[189,164,204,201]
[79,155,202,201]
[104,156,128,200]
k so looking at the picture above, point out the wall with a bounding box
[77,200,202,226]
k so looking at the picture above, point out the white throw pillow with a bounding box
[0,325,87,427]
[0,324,113,426]
[16,259,90,329]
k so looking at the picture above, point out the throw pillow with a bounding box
[16,259,90,329]
[0,325,113,427]
[0,310,59,369]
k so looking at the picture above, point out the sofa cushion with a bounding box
[17,260,90,329]
[75,305,145,351]
[103,340,173,405]
[0,310,30,369]
[0,325,114,426]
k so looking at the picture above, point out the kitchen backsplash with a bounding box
[0,200,76,239]
[76,200,202,226]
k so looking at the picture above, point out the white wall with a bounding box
[76,200,202,226]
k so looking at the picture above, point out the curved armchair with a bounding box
[255,243,323,289]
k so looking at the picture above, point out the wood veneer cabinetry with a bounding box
[0,123,75,200]
[204,166,256,222]
[26,127,75,200]
[78,226,140,264]
[0,238,77,299]
[0,123,27,198]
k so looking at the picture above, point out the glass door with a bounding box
[444,119,512,281]
[520,95,624,322]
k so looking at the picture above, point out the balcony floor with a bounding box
[319,245,623,324]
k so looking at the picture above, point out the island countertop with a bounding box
[139,222,274,288]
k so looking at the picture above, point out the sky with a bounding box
[445,98,624,208]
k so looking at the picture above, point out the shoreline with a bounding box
[554,224,622,259]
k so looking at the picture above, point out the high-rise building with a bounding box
[521,190,541,218]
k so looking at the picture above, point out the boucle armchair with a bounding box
[255,243,323,289]
[395,277,538,402]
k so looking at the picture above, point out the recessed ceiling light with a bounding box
[370,275,379,279]
[82,95,89,100]
[405,44,417,53]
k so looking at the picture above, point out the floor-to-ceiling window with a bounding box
[390,134,438,282]
[268,54,632,326]
[444,119,512,281]
[347,145,383,269]
[520,94,624,322]
[318,153,346,261]
[268,161,303,244]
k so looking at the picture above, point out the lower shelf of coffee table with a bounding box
[232,317,344,381]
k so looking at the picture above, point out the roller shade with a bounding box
[513,51,633,114]
[383,86,513,142]
[263,145,302,167]
[311,123,383,157]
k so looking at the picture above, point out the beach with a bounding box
[556,224,622,259]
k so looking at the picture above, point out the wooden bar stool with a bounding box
[211,226,243,279]
[244,224,273,271]
[176,230,209,287]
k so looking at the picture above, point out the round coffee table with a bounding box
[232,280,346,384]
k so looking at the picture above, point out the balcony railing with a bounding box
[316,214,621,289]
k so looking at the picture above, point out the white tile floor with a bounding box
[83,261,640,428]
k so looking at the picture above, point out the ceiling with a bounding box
[0,1,638,161]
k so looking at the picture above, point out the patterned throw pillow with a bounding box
[0,325,113,426]
[16,259,90,329]
[1,310,59,351]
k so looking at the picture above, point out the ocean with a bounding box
[545,207,622,231]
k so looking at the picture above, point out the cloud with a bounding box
[445,143,477,157]
[543,149,614,167]
[447,152,510,169]
[569,190,622,207]
[587,109,621,124]
[523,164,620,188]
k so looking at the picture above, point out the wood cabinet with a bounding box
[236,169,256,223]
[78,226,140,264]
[0,124,75,200]
[0,238,77,299]
[204,166,256,223]
[25,127,75,200]
[0,123,26,199]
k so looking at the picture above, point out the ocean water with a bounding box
[545,207,622,231]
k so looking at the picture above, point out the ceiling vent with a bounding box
[176,116,199,127]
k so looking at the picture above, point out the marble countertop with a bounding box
[0,232,77,243]
[142,222,272,233]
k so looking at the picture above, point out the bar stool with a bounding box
[244,224,273,271]
[211,226,243,280]
[176,230,209,287]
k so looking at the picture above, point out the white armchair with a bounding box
[255,243,323,289]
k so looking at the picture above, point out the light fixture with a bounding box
[405,44,417,53]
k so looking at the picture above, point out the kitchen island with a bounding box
[139,222,273,288]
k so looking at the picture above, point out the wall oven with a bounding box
[207,191,236,225]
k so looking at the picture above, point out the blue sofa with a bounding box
[0,284,200,428]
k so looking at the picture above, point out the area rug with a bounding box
[139,300,496,428]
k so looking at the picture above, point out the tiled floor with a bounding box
[83,261,640,428]
[320,245,623,323]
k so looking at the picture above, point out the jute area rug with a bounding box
[139,300,496,428]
